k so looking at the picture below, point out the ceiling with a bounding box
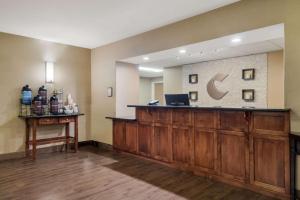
[0,0,239,49]
[121,24,284,77]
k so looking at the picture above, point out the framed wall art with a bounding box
[242,68,255,80]
[189,74,198,84]
[242,89,255,102]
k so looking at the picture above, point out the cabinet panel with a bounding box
[194,110,216,129]
[125,122,138,153]
[138,123,153,157]
[194,128,217,173]
[172,109,192,126]
[154,109,171,124]
[113,121,126,150]
[250,135,289,194]
[219,131,249,182]
[219,111,248,132]
[252,112,289,136]
[153,124,172,162]
[136,108,153,123]
[172,126,193,165]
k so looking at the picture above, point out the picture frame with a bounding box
[107,87,113,97]
[242,89,255,102]
[189,74,198,84]
[242,68,255,80]
[189,91,198,101]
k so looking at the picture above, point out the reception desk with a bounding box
[108,105,291,199]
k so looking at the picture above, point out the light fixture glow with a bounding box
[179,49,187,54]
[231,37,242,43]
[139,67,163,73]
[45,62,54,83]
[143,56,149,61]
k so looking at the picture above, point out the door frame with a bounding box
[151,81,163,100]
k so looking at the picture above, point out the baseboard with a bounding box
[0,140,112,162]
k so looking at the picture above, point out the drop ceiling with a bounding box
[121,24,284,77]
[0,0,239,48]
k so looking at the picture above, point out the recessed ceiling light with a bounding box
[139,67,163,73]
[143,56,149,61]
[231,37,242,43]
[179,49,187,54]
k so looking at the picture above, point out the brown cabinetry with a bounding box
[125,122,138,153]
[250,112,290,195]
[153,123,172,162]
[172,126,193,166]
[111,107,291,199]
[219,130,249,182]
[113,120,137,153]
[138,122,153,157]
[194,128,217,173]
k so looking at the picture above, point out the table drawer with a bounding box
[59,117,75,124]
[38,118,58,125]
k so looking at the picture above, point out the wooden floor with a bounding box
[0,146,278,200]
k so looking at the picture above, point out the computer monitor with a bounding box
[165,94,190,106]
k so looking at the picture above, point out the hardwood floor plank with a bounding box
[0,146,278,200]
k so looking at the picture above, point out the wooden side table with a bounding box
[19,113,84,160]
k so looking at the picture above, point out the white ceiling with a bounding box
[0,0,239,49]
[121,24,284,77]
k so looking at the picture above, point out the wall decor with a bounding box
[242,68,255,80]
[242,89,255,102]
[189,91,198,101]
[207,73,229,100]
[107,87,113,97]
[189,74,198,84]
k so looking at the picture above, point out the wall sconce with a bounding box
[45,62,54,83]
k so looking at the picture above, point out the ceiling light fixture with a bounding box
[143,56,149,61]
[179,49,187,54]
[231,37,242,43]
[139,67,163,73]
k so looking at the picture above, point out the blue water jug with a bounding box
[21,85,32,105]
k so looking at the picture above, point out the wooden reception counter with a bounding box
[108,105,291,199]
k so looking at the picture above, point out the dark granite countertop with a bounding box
[127,105,290,112]
[106,116,137,121]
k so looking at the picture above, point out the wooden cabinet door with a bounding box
[250,134,290,194]
[219,130,249,182]
[138,123,153,157]
[172,126,193,166]
[125,122,138,153]
[113,121,126,150]
[153,123,172,162]
[194,128,217,173]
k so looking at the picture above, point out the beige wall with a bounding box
[267,50,284,108]
[91,0,300,147]
[116,62,139,117]
[0,32,91,154]
[163,66,183,95]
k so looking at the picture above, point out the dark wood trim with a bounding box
[290,133,300,200]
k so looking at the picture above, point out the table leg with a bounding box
[65,123,70,152]
[74,116,78,152]
[32,119,37,160]
[25,119,30,157]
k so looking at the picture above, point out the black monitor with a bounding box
[165,94,190,106]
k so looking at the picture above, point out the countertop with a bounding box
[127,105,290,112]
[106,116,137,121]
